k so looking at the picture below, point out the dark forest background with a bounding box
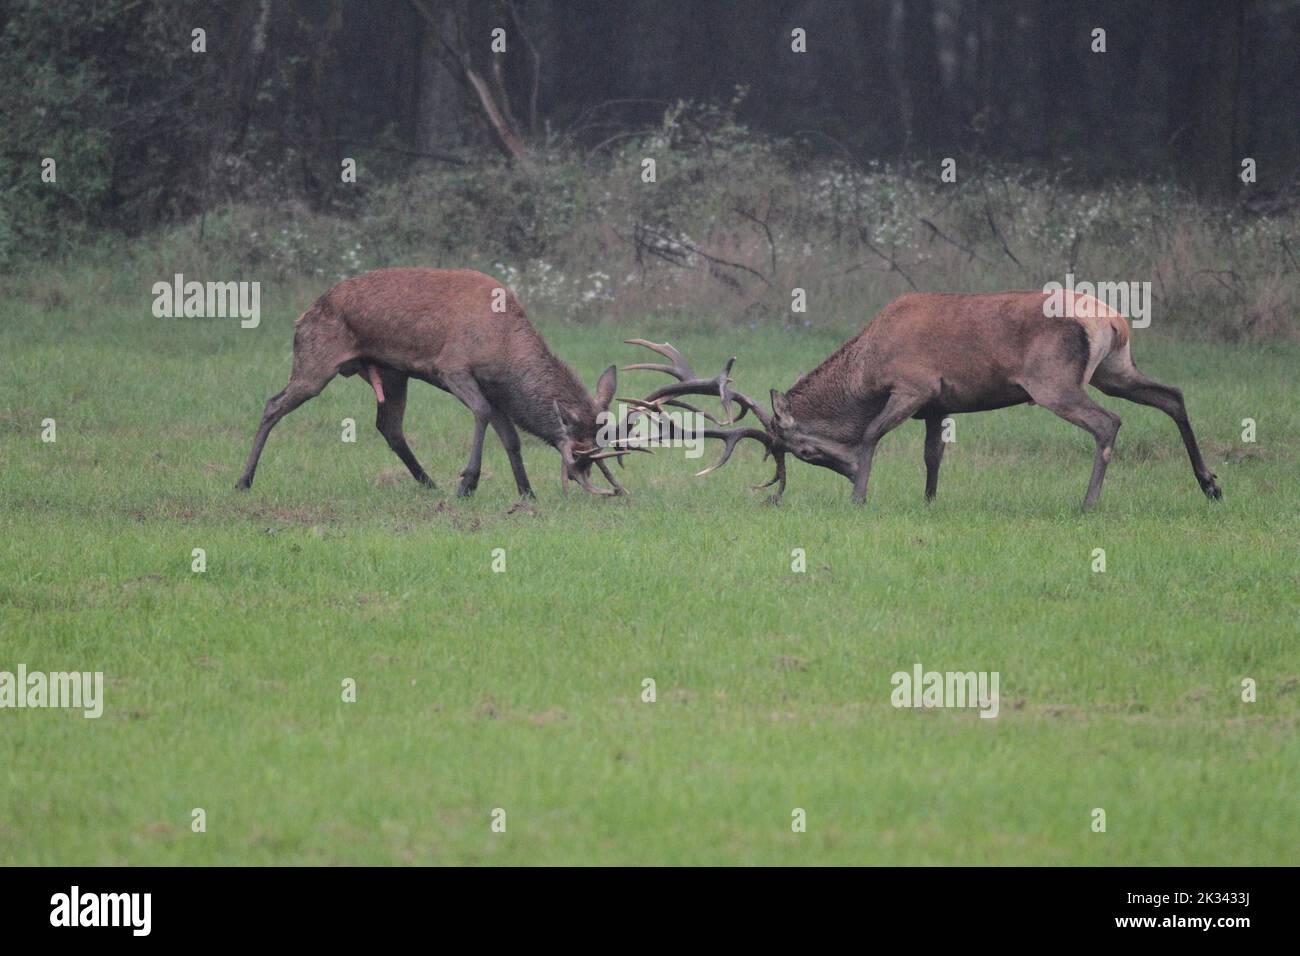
[4,1,1296,229]
[2,0,1298,338]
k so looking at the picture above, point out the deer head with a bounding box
[554,364,649,496]
[767,388,859,480]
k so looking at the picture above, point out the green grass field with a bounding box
[1,288,1297,865]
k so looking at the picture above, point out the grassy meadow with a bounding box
[0,271,1297,866]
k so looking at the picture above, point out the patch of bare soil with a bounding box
[237,503,341,526]
[433,500,481,531]
[1207,440,1277,463]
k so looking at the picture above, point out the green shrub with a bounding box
[8,94,1298,341]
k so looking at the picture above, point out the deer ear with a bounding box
[770,389,794,427]
[594,365,617,410]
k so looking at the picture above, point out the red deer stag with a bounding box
[625,290,1222,510]
[236,268,637,497]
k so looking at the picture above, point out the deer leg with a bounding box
[923,414,946,502]
[374,370,434,487]
[444,371,493,498]
[236,371,335,490]
[489,410,534,498]
[1024,383,1121,511]
[1092,365,1221,500]
[595,459,627,495]
[852,390,931,505]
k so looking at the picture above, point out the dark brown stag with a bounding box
[625,290,1222,510]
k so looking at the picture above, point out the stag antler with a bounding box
[621,340,787,503]
[623,339,772,427]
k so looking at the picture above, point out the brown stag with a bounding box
[624,290,1222,510]
[236,268,638,498]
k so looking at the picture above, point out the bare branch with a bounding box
[736,200,778,280]
[983,195,1024,269]
[505,1,541,136]
[919,218,997,268]
[407,0,531,168]
[846,227,919,290]
[634,224,771,288]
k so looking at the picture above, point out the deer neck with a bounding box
[515,350,599,448]
[785,339,877,444]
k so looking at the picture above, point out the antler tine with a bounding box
[624,339,743,423]
[716,357,776,428]
[622,339,696,380]
[750,449,787,504]
[717,357,737,425]
[618,395,722,426]
[586,447,652,461]
[619,396,659,412]
[693,427,772,477]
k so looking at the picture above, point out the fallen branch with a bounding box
[844,229,919,290]
[1280,235,1300,274]
[736,200,778,279]
[1067,231,1084,274]
[983,196,1024,269]
[919,218,998,268]
[634,224,771,288]
[1191,269,1247,304]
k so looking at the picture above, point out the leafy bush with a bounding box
[9,95,1299,341]
[0,1,116,267]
